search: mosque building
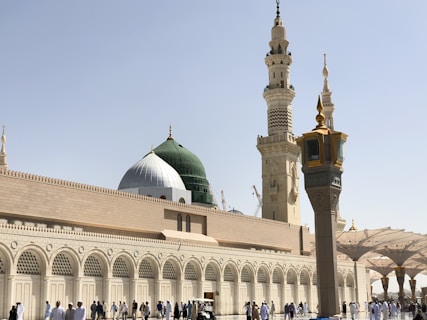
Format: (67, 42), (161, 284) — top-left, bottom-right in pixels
(0, 2), (369, 319)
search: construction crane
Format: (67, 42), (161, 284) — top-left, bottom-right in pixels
(221, 190), (227, 212)
(252, 185), (262, 217)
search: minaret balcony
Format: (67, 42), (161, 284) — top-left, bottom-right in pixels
(263, 83), (295, 92)
(257, 133), (298, 146)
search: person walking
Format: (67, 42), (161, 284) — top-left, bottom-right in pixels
(165, 301), (172, 320)
(111, 302), (118, 320)
(270, 301), (275, 320)
(244, 302), (252, 320)
(65, 303), (75, 320)
(50, 301), (66, 320)
(91, 302), (97, 320)
(283, 303), (289, 320)
(45, 301), (52, 320)
(122, 302), (129, 320)
(96, 301), (104, 320)
(132, 300), (138, 320)
(260, 302), (269, 320)
(144, 302), (151, 320)
(16, 302), (24, 320)
(73, 301), (86, 320)
(173, 303), (180, 320)
(9, 305), (17, 320)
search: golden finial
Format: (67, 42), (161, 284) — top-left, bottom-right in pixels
(348, 219), (358, 231)
(315, 96), (326, 129)
(167, 124), (174, 140)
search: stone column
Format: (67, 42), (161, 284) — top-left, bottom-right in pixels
(198, 279), (204, 300)
(42, 275), (51, 303)
(74, 277), (82, 302)
(104, 277), (112, 316)
(216, 280), (223, 315)
(176, 280), (183, 306)
(281, 283), (286, 309)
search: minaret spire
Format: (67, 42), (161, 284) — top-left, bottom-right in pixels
(321, 53), (335, 130)
(0, 125), (8, 170)
(256, 1), (300, 225)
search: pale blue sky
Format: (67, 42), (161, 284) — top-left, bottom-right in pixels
(1, 1), (426, 235)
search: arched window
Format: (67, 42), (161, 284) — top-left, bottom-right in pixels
(186, 215), (191, 232)
(177, 214), (182, 231)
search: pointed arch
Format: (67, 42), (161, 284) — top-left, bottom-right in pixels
(241, 264), (254, 283)
(299, 268), (310, 285)
(272, 266), (284, 284)
(286, 268), (297, 284)
(0, 242), (13, 274)
(14, 244), (48, 275)
(162, 257), (182, 280)
(257, 265), (270, 284)
(204, 260), (220, 281)
(83, 250), (108, 278)
(112, 255), (133, 278)
(223, 263), (238, 282)
(184, 260), (201, 281)
(138, 254), (159, 279)
(51, 251), (77, 276)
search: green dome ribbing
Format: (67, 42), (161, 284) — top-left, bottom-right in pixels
(154, 137), (213, 205)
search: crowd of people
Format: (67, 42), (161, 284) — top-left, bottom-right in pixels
(7, 302), (24, 320)
(243, 300), (310, 320)
(18, 299), (208, 320)
(10, 298), (427, 320)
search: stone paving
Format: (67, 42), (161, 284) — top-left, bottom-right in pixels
(216, 313), (416, 320)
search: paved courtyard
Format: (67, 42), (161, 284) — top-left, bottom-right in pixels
(216, 313), (417, 320)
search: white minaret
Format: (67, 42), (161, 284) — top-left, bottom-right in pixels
(0, 125), (8, 170)
(256, 1), (300, 224)
(321, 55), (346, 231)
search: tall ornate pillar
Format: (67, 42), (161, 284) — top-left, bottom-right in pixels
(395, 266), (405, 306)
(409, 278), (417, 302)
(381, 277), (389, 301)
(297, 97), (348, 318)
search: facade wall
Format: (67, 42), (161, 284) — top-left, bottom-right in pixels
(0, 170), (310, 254)
(0, 223), (362, 319)
(0, 170), (366, 319)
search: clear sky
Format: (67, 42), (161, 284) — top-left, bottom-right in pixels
(1, 1), (427, 235)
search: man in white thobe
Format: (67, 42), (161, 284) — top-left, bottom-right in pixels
(17, 302), (25, 320)
(50, 301), (66, 320)
(165, 301), (172, 320)
(74, 301), (86, 320)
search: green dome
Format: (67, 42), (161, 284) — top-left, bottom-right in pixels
(154, 136), (213, 205)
